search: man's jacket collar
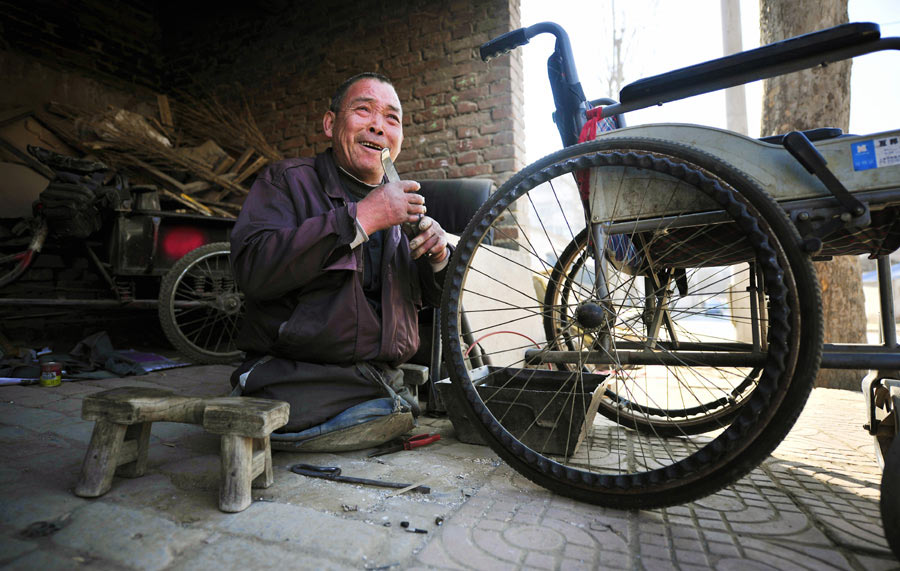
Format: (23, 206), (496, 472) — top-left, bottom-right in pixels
(315, 148), (402, 262)
(315, 148), (388, 201)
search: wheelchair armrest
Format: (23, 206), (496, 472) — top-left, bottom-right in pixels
(617, 22), (882, 112)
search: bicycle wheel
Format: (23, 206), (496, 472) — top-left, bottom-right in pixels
(544, 227), (764, 436)
(158, 242), (244, 364)
(441, 137), (822, 508)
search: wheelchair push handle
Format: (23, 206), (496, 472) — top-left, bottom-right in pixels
(481, 22), (588, 148)
(480, 22), (581, 85)
(480, 28), (529, 62)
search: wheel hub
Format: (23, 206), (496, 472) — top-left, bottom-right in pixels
(575, 301), (609, 330)
(217, 292), (243, 315)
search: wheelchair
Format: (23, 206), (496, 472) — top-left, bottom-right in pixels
(439, 20), (900, 556)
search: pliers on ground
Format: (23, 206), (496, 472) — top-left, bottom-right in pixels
(368, 433), (441, 457)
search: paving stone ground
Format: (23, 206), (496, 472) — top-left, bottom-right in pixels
(0, 366), (897, 570)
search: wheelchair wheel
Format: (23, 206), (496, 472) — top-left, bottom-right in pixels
(544, 227), (764, 436)
(882, 429), (900, 560)
(158, 242), (244, 364)
(441, 137), (822, 508)
(880, 389), (900, 560)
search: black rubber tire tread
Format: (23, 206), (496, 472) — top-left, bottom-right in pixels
(441, 137), (823, 509)
(158, 242), (244, 364)
(543, 227), (764, 436)
(882, 415), (900, 560)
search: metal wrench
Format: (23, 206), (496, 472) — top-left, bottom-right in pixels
(290, 463), (431, 494)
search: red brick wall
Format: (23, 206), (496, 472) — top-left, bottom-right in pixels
(164, 0), (526, 188)
(0, 0), (527, 342)
(0, 0), (163, 94)
(1, 0), (525, 187)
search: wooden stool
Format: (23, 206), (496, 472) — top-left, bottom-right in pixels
(203, 398), (289, 512)
(75, 387), (289, 513)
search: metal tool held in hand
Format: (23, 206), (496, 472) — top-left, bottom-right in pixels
(290, 463), (431, 494)
(381, 147), (420, 239)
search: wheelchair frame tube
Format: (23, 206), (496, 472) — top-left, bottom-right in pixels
(525, 348), (767, 368)
(878, 255), (898, 349)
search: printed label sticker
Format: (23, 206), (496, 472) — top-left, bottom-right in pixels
(852, 136), (900, 171)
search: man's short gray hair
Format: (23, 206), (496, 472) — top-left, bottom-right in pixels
(329, 72), (395, 113)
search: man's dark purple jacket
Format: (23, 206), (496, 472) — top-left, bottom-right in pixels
(230, 150), (442, 366)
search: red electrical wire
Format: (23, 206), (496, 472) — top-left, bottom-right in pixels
(464, 330), (552, 369)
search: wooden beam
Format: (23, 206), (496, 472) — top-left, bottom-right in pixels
(213, 155), (236, 174)
(233, 156), (267, 184)
(0, 135), (55, 179)
(181, 181), (212, 194)
(229, 148), (254, 174)
(198, 199), (243, 212)
(31, 111), (91, 155)
(0, 107), (34, 128)
(158, 188), (212, 216)
(130, 157), (186, 192)
(157, 94), (174, 129)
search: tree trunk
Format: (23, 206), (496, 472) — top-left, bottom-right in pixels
(760, 0), (867, 389)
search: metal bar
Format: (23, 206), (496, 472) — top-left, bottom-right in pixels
(877, 255), (898, 348)
(0, 298), (159, 309)
(613, 340), (756, 351)
(524, 22), (580, 85)
(822, 343), (900, 353)
(605, 210), (732, 235)
(460, 308), (487, 367)
(83, 243), (120, 299)
(289, 464), (430, 494)
(602, 186), (900, 237)
(591, 223), (610, 300)
(748, 263), (761, 351)
(782, 130), (868, 218)
(779, 187), (900, 213)
(524, 348), (766, 367)
(0, 298), (222, 310)
(820, 352), (900, 369)
(525, 347), (900, 369)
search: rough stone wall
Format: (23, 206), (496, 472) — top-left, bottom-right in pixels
(163, 0), (526, 188)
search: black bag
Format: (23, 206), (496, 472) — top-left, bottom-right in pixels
(38, 181), (103, 238)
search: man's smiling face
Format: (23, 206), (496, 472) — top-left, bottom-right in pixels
(323, 78), (403, 185)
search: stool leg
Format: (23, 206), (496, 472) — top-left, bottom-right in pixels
(75, 420), (127, 497)
(219, 434), (253, 512)
(251, 436), (274, 489)
(117, 422), (152, 478)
